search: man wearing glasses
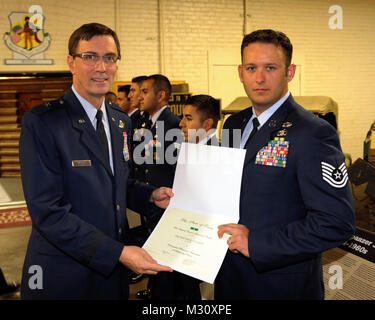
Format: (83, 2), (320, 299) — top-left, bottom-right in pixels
(19, 23), (173, 300)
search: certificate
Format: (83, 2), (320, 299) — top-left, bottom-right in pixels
(143, 142), (246, 283)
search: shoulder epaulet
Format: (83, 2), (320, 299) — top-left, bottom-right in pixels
(30, 96), (66, 115)
(108, 101), (126, 114)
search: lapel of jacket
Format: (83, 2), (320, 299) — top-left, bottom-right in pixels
(206, 135), (219, 146)
(227, 107), (252, 148)
(240, 107), (253, 135)
(149, 107), (172, 141)
(65, 89), (113, 176)
(243, 95), (294, 164)
(153, 107), (170, 132)
(106, 102), (126, 177)
(130, 109), (140, 121)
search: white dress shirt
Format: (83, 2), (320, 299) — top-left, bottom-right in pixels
(198, 131), (217, 145)
(150, 105), (168, 126)
(240, 91), (290, 149)
(72, 85), (114, 173)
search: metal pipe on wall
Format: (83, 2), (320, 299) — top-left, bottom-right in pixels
(114, 0), (121, 81)
(158, 0), (166, 74)
(243, 0), (248, 36)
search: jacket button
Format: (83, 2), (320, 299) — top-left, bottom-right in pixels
(119, 228), (122, 234)
(116, 205), (120, 211)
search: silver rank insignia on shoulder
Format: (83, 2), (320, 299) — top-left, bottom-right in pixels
(269, 120), (277, 127)
(277, 129), (287, 137)
(282, 122), (293, 128)
(119, 120), (124, 128)
(321, 161), (348, 188)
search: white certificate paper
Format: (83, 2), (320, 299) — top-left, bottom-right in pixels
(143, 142), (246, 283)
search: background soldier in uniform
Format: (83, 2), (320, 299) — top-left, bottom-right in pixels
(133, 74), (200, 300)
(128, 75), (148, 129)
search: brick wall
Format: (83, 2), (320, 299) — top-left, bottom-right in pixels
(0, 0), (116, 72)
(0, 0), (374, 160)
(244, 0), (375, 162)
(116, 0), (160, 79)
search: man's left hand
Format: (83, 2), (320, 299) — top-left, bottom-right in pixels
(151, 187), (174, 209)
(218, 223), (250, 258)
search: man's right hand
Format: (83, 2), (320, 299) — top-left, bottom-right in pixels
(119, 246), (173, 275)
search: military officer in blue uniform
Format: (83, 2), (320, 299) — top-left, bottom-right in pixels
(215, 29), (355, 300)
(132, 74), (183, 230)
(19, 23), (172, 300)
(128, 76), (148, 129)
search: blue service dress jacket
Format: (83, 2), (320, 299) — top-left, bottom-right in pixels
(132, 107), (181, 188)
(19, 88), (155, 299)
(132, 107), (182, 230)
(215, 95), (355, 300)
(130, 108), (142, 129)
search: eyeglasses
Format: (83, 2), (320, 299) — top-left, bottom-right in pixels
(71, 53), (120, 66)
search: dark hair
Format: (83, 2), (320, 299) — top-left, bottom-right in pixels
(68, 23), (121, 59)
(185, 95), (221, 129)
(118, 85), (131, 96)
(105, 91), (117, 103)
(131, 75), (148, 85)
(147, 74), (172, 101)
(241, 29), (292, 67)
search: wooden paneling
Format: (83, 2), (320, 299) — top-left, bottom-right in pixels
(0, 74), (72, 177)
(18, 93), (43, 124)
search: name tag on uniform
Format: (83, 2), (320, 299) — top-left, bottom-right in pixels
(72, 160), (92, 167)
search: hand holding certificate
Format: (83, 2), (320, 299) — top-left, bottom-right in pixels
(143, 142), (246, 283)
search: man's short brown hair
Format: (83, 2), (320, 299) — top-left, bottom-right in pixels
(68, 23), (121, 59)
(241, 29), (293, 67)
